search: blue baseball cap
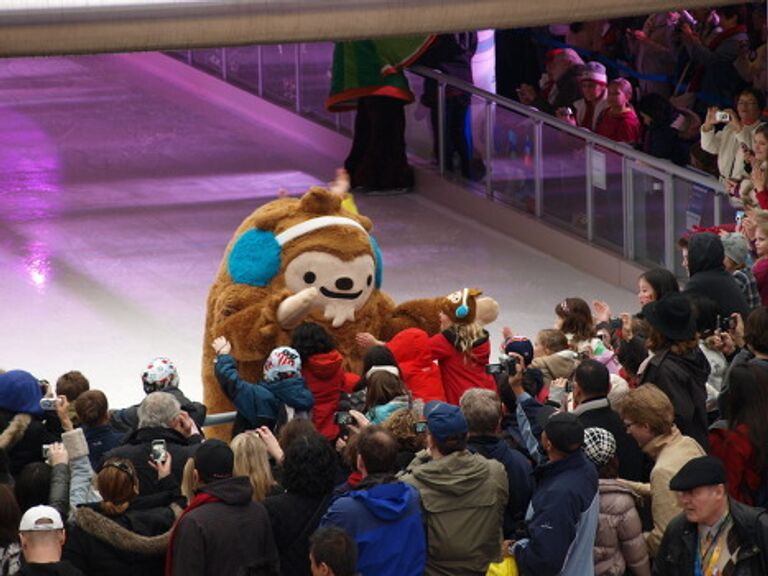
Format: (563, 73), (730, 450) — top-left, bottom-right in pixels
(425, 401), (468, 441)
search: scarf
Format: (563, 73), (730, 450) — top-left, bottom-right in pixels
(164, 491), (221, 576)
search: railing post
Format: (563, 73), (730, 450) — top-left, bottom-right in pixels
(623, 158), (634, 260)
(221, 47), (227, 81)
(485, 100), (493, 199)
(585, 143), (594, 241)
(437, 81), (446, 175)
(663, 175), (675, 271)
(295, 44), (302, 114)
(533, 120), (543, 218)
(714, 191), (722, 226)
(186, 49), (192, 65)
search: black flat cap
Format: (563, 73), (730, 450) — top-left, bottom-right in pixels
(669, 456), (726, 491)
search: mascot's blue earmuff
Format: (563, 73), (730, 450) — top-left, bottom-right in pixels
(227, 216), (383, 289)
(454, 288), (470, 319)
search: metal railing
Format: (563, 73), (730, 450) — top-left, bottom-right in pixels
(168, 43), (734, 276)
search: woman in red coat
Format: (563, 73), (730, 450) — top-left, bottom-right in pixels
(709, 363), (768, 506)
(428, 288), (496, 405)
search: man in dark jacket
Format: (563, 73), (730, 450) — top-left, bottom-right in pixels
(572, 360), (646, 481)
(103, 392), (201, 495)
(654, 456), (768, 576)
(321, 426), (425, 576)
(168, 439), (279, 576)
(110, 356), (206, 433)
(461, 388), (533, 537)
(683, 232), (750, 320)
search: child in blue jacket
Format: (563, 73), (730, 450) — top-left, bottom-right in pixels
(213, 337), (315, 435)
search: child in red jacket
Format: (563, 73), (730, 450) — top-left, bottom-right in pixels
(429, 288), (496, 404)
(291, 323), (350, 440)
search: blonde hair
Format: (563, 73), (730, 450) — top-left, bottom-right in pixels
(754, 210), (768, 236)
(231, 432), (276, 502)
(181, 456), (196, 504)
(618, 384), (674, 436)
(454, 322), (485, 358)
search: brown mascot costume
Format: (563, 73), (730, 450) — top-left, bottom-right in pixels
(202, 185), (497, 437)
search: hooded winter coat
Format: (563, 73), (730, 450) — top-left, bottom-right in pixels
(620, 426), (706, 557)
(684, 232), (751, 320)
(400, 449), (508, 576)
(594, 479), (651, 576)
(387, 328), (445, 402)
(429, 330), (495, 405)
(169, 476), (279, 576)
(321, 477), (426, 576)
(640, 348), (710, 450)
(214, 353), (315, 430)
(303, 350), (348, 440)
(64, 500), (181, 576)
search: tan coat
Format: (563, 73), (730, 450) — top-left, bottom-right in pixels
(619, 426), (705, 557)
(530, 350), (578, 387)
(595, 479), (651, 576)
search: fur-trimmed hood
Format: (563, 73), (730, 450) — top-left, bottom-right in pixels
(0, 414), (31, 451)
(72, 503), (182, 556)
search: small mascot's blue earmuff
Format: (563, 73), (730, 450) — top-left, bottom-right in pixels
(454, 288), (470, 318)
(227, 216), (383, 289)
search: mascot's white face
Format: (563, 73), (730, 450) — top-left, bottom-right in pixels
(284, 251), (376, 327)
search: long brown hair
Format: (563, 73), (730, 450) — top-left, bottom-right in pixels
(555, 298), (596, 344)
(364, 372), (407, 412)
(645, 325), (699, 355)
(0, 484), (20, 544)
(97, 458), (138, 516)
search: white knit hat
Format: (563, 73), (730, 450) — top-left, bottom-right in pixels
(581, 61), (607, 85)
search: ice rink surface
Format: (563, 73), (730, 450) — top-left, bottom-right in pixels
(0, 54), (638, 410)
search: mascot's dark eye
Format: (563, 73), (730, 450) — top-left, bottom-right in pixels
(303, 272), (316, 284)
(366, 275), (373, 286)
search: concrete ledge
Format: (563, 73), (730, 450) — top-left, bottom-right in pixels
(121, 51), (645, 291)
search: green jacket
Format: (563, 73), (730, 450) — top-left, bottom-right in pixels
(400, 449), (509, 576)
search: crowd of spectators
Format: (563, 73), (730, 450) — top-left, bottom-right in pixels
(495, 3), (767, 199)
(3, 248), (768, 575)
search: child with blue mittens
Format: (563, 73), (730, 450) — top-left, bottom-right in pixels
(212, 336), (315, 436)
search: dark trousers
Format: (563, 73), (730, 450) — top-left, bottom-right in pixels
(345, 96), (414, 190)
(430, 97), (473, 178)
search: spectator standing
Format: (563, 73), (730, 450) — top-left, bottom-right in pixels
(309, 527), (358, 576)
(562, 61), (609, 131)
(167, 439), (279, 576)
(595, 79), (642, 144)
(385, 329), (445, 402)
(582, 428), (650, 576)
(628, 12), (680, 98)
(654, 456), (768, 576)
(746, 124), (768, 209)
(529, 329), (579, 400)
(635, 93), (689, 165)
(0, 484), (21, 575)
(264, 433), (338, 576)
(54, 372), (89, 429)
(572, 360), (645, 481)
(618, 385), (705, 557)
(321, 426), (425, 576)
(639, 293), (710, 448)
(709, 364), (768, 507)
(110, 357), (206, 434)
(461, 388), (533, 537)
(213, 339), (315, 435)
(684, 232), (751, 319)
(428, 288), (496, 404)
(103, 392), (202, 496)
(231, 431), (282, 501)
(400, 401), (508, 576)
(753, 211), (768, 305)
(517, 48), (585, 114)
(18, 506), (83, 576)
(73, 390), (123, 469)
(510, 412), (599, 576)
(722, 232), (761, 309)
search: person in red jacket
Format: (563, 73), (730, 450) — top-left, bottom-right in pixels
(386, 328), (445, 402)
(428, 288), (496, 404)
(595, 78), (642, 144)
(291, 323), (349, 441)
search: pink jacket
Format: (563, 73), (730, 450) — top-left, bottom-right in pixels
(594, 479), (651, 576)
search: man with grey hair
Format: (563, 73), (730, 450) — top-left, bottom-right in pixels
(461, 388), (533, 538)
(103, 392), (202, 496)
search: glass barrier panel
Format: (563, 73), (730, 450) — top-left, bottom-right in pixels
(592, 146), (624, 253)
(225, 46), (261, 93)
(488, 105), (535, 212)
(631, 169), (667, 267)
(540, 123), (588, 237)
(164, 50), (189, 62)
(403, 71), (434, 162)
(299, 43), (335, 129)
(191, 48), (223, 76)
(261, 44), (297, 110)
